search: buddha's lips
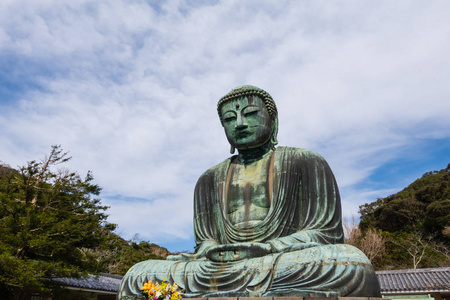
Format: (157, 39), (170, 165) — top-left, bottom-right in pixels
(235, 131), (251, 138)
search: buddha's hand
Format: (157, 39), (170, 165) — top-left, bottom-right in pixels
(166, 253), (196, 261)
(286, 242), (321, 252)
(167, 240), (219, 261)
(166, 251), (214, 261)
(205, 242), (272, 262)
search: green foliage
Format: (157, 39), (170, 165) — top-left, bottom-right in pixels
(0, 145), (175, 298)
(359, 163), (450, 270)
(372, 231), (445, 270)
(0, 146), (116, 296)
(109, 239), (170, 275)
(81, 232), (170, 276)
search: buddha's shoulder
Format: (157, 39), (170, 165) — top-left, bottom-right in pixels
(196, 156), (236, 181)
(197, 147), (328, 182)
(275, 146), (326, 160)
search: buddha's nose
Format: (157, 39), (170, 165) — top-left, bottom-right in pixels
(235, 114), (247, 129)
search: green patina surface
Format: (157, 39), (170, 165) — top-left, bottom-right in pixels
(117, 86), (381, 299)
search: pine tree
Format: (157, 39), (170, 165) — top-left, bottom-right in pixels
(0, 146), (116, 298)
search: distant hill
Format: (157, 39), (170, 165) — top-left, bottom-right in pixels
(99, 235), (171, 275)
(0, 163), (18, 177)
(357, 163), (450, 270)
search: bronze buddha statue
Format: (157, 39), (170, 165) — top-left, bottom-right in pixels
(118, 85), (381, 299)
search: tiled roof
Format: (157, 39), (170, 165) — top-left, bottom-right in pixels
(376, 267), (450, 293)
(52, 273), (122, 293)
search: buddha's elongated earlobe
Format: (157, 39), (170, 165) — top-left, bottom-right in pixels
(270, 118), (279, 150)
(230, 145), (236, 154)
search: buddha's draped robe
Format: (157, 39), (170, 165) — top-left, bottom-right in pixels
(118, 147), (381, 299)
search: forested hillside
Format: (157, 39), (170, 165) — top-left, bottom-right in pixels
(0, 146), (169, 299)
(350, 164), (450, 270)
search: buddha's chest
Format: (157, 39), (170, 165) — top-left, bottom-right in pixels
(225, 155), (273, 227)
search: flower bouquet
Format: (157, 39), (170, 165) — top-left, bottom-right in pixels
(141, 280), (182, 300)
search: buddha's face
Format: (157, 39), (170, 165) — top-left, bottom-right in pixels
(221, 95), (274, 151)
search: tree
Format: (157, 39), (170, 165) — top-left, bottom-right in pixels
(108, 238), (170, 275)
(360, 228), (386, 263)
(0, 146), (116, 298)
(343, 216), (362, 246)
(79, 233), (170, 276)
(343, 217), (385, 265)
(393, 233), (434, 269)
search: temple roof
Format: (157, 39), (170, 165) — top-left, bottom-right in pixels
(52, 273), (122, 293)
(376, 267), (450, 294)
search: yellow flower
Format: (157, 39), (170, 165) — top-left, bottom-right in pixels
(141, 279), (182, 299)
(171, 292), (181, 300)
(141, 280), (156, 291)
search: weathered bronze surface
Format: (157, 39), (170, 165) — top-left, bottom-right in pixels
(117, 86), (381, 299)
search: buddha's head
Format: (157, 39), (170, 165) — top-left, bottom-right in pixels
(217, 85), (278, 153)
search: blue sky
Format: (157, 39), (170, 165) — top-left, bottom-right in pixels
(1, 0), (449, 252)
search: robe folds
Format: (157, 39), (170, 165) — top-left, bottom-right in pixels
(117, 147), (381, 299)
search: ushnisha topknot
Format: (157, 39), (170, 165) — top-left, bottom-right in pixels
(217, 85), (278, 124)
